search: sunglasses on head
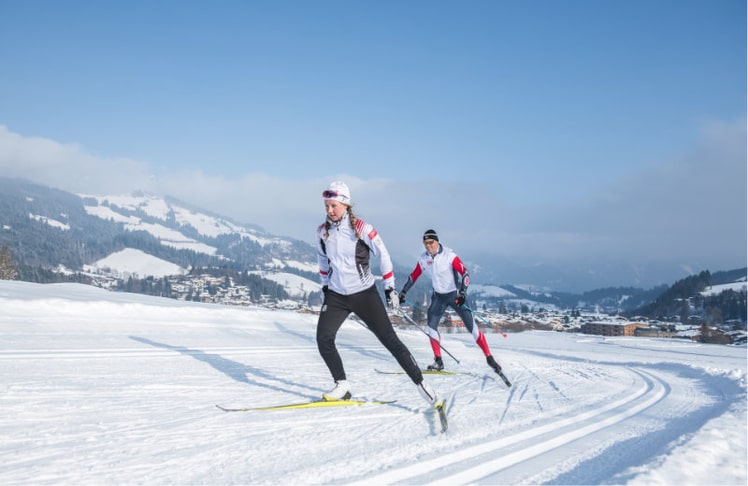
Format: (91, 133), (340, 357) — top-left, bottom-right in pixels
(322, 190), (338, 198)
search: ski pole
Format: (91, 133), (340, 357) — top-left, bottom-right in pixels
(396, 308), (460, 364)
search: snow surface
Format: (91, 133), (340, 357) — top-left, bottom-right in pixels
(28, 213), (70, 231)
(702, 281), (748, 297)
(470, 283), (517, 299)
(250, 271), (321, 298)
(81, 193), (282, 249)
(82, 202), (220, 255)
(83, 204), (140, 224)
(83, 248), (188, 279)
(0, 281), (745, 485)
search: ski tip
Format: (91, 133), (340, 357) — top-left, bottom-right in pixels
(434, 400), (448, 433)
(216, 404), (250, 412)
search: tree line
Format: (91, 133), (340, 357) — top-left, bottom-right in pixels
(624, 270), (747, 326)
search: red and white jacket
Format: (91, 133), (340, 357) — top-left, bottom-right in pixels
(316, 213), (396, 295)
(401, 244), (470, 295)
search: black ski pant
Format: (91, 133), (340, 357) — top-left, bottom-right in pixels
(316, 285), (423, 385)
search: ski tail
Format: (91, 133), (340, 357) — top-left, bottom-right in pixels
(497, 370), (512, 387)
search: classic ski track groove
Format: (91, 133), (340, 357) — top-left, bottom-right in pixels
(4, 342), (721, 484)
(349, 366), (670, 485)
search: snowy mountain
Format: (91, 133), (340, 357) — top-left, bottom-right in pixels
(0, 176), (319, 278)
(80, 191), (286, 255)
(0, 280), (745, 484)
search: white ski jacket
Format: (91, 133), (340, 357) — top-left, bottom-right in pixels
(402, 243), (470, 295)
(316, 213), (396, 295)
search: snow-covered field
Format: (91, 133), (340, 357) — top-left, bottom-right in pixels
(0, 281), (745, 485)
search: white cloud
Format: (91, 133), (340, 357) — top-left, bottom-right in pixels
(524, 117), (747, 266)
(0, 120), (744, 281)
(0, 125), (155, 194)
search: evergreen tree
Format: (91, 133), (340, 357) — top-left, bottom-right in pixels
(0, 245), (18, 280)
(499, 301), (508, 314)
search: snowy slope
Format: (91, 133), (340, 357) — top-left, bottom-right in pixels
(0, 281), (745, 485)
(250, 270), (320, 298)
(81, 193), (285, 251)
(83, 248), (188, 278)
(702, 280), (748, 296)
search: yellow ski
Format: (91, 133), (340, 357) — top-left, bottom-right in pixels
(216, 399), (396, 412)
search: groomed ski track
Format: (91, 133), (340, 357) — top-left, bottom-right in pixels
(2, 341), (732, 484)
(349, 365), (673, 484)
(1, 290), (743, 486)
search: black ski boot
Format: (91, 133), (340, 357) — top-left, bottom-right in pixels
(486, 355), (502, 373)
(487, 355), (512, 387)
(427, 356), (444, 371)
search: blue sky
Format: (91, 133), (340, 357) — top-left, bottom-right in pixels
(0, 0), (745, 289)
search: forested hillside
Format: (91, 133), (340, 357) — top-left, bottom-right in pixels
(625, 269), (746, 323)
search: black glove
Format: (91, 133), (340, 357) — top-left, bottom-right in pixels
(322, 285), (328, 295)
(455, 290), (466, 307)
(398, 291), (406, 304)
(385, 288), (399, 310)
